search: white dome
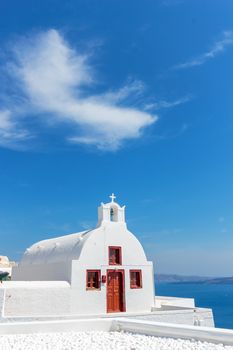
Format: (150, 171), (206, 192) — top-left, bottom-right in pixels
(20, 229), (94, 265)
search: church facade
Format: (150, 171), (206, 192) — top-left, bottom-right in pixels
(10, 195), (155, 316)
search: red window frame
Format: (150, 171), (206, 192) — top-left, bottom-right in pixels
(108, 246), (122, 265)
(86, 270), (101, 290)
(130, 269), (142, 289)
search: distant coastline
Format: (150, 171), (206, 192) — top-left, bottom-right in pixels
(155, 274), (233, 284)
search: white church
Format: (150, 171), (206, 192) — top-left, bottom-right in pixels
(0, 195), (214, 326)
(10, 194), (154, 315)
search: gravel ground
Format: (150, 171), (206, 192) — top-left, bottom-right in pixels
(0, 331), (232, 350)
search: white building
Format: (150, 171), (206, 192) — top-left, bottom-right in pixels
(0, 195), (213, 326)
(10, 195), (155, 315)
(0, 256), (17, 278)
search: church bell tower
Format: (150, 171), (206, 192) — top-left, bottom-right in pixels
(97, 193), (126, 227)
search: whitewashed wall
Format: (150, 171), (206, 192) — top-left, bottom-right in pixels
(4, 288), (70, 317)
(0, 289), (4, 318)
(127, 308), (214, 327)
(12, 261), (72, 282)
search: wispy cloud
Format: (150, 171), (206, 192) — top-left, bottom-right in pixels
(154, 123), (189, 141)
(144, 95), (192, 111)
(0, 109), (29, 148)
(0, 29), (157, 151)
(79, 220), (95, 230)
(174, 30), (233, 70)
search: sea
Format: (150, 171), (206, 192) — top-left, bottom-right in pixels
(156, 283), (233, 330)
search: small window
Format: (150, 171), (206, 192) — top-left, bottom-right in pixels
(86, 270), (100, 290)
(110, 208), (114, 221)
(130, 270), (142, 289)
(109, 246), (122, 265)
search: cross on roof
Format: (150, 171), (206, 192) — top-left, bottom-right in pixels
(109, 193), (116, 202)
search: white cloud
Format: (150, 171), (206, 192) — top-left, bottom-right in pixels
(0, 109), (29, 147)
(0, 110), (13, 130)
(1, 29), (157, 151)
(144, 95), (192, 111)
(174, 30), (233, 70)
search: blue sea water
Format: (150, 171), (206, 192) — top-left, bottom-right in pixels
(156, 283), (233, 330)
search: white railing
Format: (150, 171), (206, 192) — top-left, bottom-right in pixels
(0, 317), (232, 345)
(114, 318), (233, 345)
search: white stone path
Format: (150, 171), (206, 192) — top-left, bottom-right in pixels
(0, 331), (232, 350)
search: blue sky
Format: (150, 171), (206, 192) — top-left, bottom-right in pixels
(0, 0), (233, 276)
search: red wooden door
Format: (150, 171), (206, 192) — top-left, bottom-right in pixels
(107, 270), (125, 313)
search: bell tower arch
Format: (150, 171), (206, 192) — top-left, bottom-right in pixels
(97, 193), (126, 227)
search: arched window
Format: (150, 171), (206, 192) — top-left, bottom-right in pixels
(110, 207), (114, 221)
